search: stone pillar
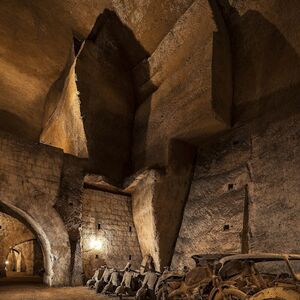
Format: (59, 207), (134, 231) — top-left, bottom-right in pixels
(132, 140), (195, 270)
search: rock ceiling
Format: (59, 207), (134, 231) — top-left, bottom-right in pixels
(0, 0), (193, 139)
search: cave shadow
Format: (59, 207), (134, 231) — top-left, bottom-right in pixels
(77, 9), (154, 182)
(201, 0), (300, 147)
(0, 110), (38, 141)
(217, 0), (300, 129)
(0, 203), (45, 285)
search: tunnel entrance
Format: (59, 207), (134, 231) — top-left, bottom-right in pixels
(0, 210), (44, 285)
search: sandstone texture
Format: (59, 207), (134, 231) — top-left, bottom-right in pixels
(133, 0), (232, 170)
(132, 141), (195, 270)
(173, 111), (300, 269)
(0, 132), (70, 286)
(0, 212), (42, 276)
(0, 0), (300, 290)
(81, 189), (142, 278)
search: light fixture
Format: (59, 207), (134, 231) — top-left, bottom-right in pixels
(5, 260), (9, 265)
(89, 238), (104, 250)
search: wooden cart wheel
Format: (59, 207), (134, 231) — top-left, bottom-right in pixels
(212, 288), (247, 300)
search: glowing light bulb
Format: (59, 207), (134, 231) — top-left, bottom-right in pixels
(5, 260), (9, 265)
(89, 238), (103, 250)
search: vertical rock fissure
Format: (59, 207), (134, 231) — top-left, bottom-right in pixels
(241, 184), (249, 253)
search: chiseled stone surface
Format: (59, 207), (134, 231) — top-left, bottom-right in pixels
(81, 189), (142, 279)
(249, 114), (300, 253)
(0, 132), (71, 286)
(0, 212), (35, 276)
(173, 112), (300, 269)
(219, 0), (300, 126)
(133, 0), (232, 170)
(0, 0), (300, 290)
(132, 141), (195, 271)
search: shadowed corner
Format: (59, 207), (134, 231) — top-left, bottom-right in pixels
(0, 110), (40, 141)
(218, 0), (300, 128)
(75, 8), (154, 182)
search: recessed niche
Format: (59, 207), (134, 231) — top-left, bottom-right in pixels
(129, 226), (132, 232)
(73, 36), (83, 56)
(97, 224), (101, 230)
(228, 183), (234, 190)
(223, 224), (230, 231)
(129, 255), (132, 260)
(95, 255), (99, 259)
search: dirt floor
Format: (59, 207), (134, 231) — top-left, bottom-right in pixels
(0, 276), (119, 300)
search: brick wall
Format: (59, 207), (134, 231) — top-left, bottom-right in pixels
(81, 189), (142, 278)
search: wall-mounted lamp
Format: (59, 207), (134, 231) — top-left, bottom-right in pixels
(5, 260), (9, 265)
(89, 238), (104, 251)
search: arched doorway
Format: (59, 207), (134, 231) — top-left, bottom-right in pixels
(0, 200), (71, 286)
(5, 240), (44, 277)
(0, 209), (45, 283)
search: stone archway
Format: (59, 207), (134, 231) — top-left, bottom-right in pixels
(0, 201), (71, 286)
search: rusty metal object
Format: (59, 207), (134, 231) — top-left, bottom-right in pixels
(210, 253), (300, 300)
(156, 254), (227, 299)
(250, 284), (300, 300)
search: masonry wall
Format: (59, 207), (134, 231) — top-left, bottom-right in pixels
(0, 212), (35, 276)
(172, 112), (300, 269)
(81, 189), (142, 278)
(0, 131), (72, 285)
(14, 240), (43, 275)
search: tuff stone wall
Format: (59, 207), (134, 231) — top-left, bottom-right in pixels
(0, 0), (73, 140)
(55, 154), (85, 286)
(132, 141), (195, 271)
(133, 0), (232, 171)
(172, 111), (300, 269)
(218, 0), (300, 126)
(9, 240), (43, 275)
(0, 131), (71, 285)
(75, 11), (136, 183)
(7, 241), (35, 274)
(0, 130), (146, 285)
(0, 212), (35, 276)
(81, 189), (142, 278)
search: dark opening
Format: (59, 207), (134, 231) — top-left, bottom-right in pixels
(129, 226), (132, 232)
(95, 255), (99, 259)
(0, 207), (44, 283)
(128, 255), (132, 260)
(97, 224), (101, 230)
(73, 36), (83, 56)
(228, 183), (234, 190)
(223, 224), (230, 231)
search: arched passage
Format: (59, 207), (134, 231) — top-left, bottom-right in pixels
(1, 211), (44, 279)
(0, 201), (71, 286)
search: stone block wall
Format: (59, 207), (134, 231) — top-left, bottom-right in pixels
(0, 131), (143, 284)
(0, 131), (71, 285)
(0, 212), (34, 276)
(81, 189), (142, 278)
(14, 241), (34, 274)
(172, 112), (300, 269)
